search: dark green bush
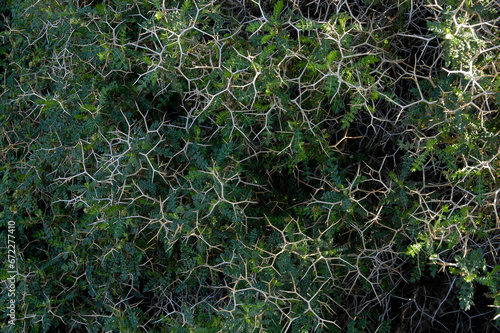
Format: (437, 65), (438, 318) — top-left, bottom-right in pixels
(1, 0), (499, 332)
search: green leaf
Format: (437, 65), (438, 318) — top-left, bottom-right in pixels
(273, 0), (284, 20)
(261, 34), (273, 45)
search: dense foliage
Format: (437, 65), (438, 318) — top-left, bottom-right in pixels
(1, 0), (500, 332)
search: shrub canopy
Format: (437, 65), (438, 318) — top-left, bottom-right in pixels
(1, 0), (500, 332)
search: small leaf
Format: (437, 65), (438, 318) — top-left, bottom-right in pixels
(273, 0), (284, 20)
(261, 34), (273, 45)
